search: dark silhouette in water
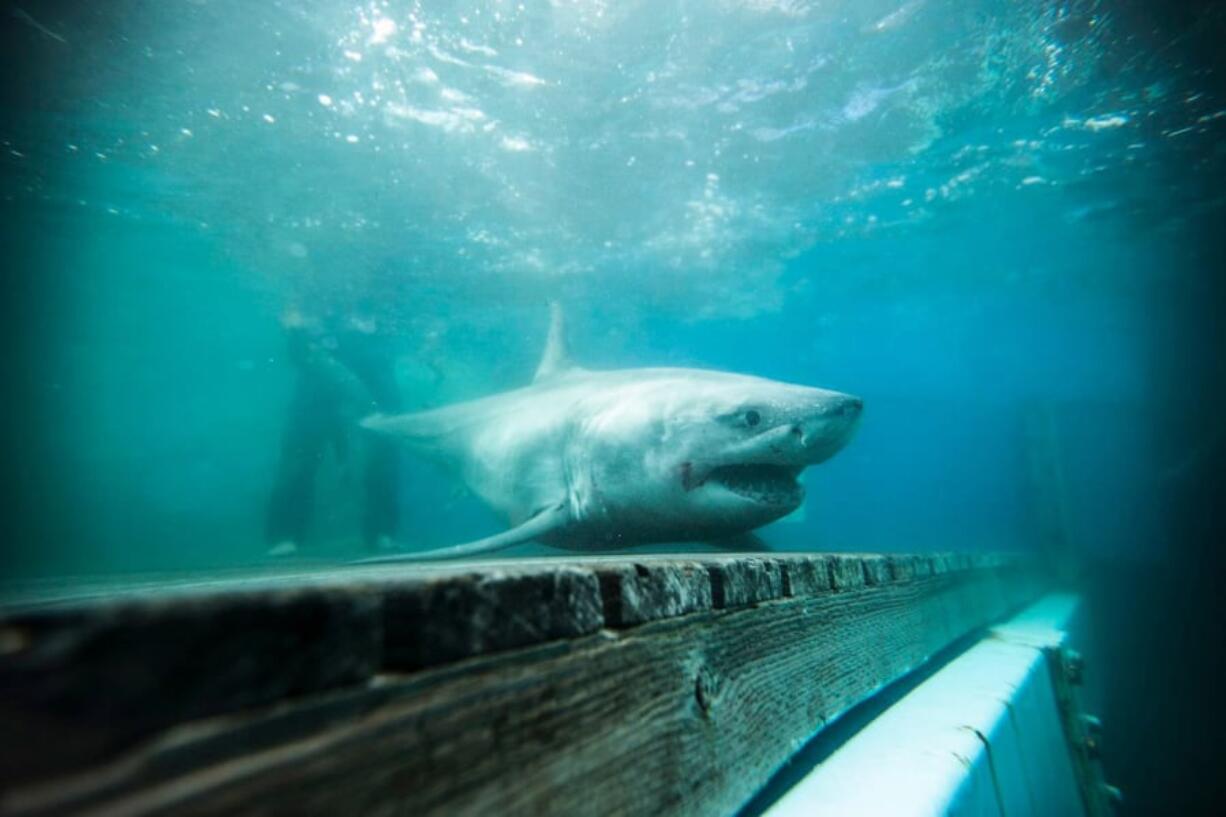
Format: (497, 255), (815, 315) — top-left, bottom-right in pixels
(265, 310), (402, 556)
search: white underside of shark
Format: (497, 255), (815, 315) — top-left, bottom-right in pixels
(361, 304), (862, 561)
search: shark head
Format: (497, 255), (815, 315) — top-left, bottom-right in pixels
(571, 370), (863, 540)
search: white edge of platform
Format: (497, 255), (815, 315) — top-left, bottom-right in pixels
(762, 593), (1084, 817)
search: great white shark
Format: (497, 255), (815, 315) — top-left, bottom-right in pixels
(360, 304), (862, 560)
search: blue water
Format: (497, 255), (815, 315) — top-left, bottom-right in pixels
(2, 2), (1225, 812)
(3, 0), (1221, 577)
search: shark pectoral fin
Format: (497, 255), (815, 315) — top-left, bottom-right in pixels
(353, 503), (571, 564)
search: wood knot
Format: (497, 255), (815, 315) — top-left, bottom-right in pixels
(694, 665), (718, 717)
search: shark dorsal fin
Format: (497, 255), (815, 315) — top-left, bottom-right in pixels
(534, 301), (578, 382)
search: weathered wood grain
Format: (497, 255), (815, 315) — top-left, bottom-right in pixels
(706, 556), (787, 608)
(0, 554), (1041, 817)
(0, 586), (382, 784)
(594, 560), (714, 627)
(776, 554), (832, 596)
(380, 566), (604, 671)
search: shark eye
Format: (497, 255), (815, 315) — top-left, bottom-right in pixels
(744, 409), (761, 427)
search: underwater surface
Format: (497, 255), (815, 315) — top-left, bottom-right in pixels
(1, 1), (1224, 809)
(4, 0), (1221, 575)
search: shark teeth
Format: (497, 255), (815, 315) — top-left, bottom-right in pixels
(705, 464), (802, 505)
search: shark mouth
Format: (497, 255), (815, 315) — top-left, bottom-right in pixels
(705, 464), (803, 506)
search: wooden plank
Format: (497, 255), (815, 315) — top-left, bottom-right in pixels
(593, 560), (713, 627)
(380, 566), (604, 671)
(0, 586), (382, 785)
(776, 554), (831, 596)
(0, 554), (1041, 817)
(0, 561), (613, 784)
(706, 556), (786, 608)
(827, 553), (868, 590)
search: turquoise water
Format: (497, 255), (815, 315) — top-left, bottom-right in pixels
(1, 0), (1221, 577)
(3, 3), (1225, 812)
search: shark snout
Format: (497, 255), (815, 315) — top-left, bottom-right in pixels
(819, 394), (862, 423)
(797, 394), (863, 457)
(838, 395), (864, 416)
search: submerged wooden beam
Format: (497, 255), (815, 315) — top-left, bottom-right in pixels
(0, 553), (1043, 817)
